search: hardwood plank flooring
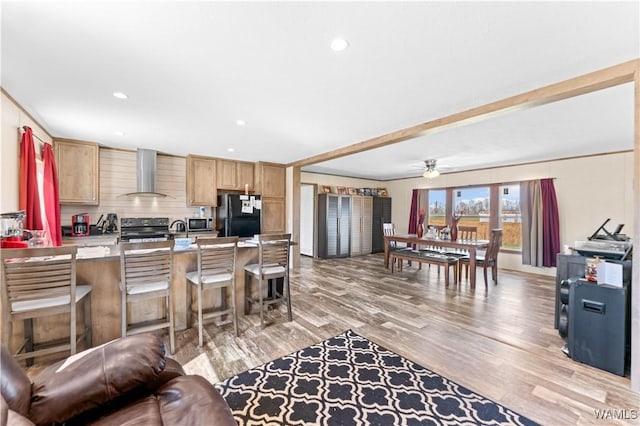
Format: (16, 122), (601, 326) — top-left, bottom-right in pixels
(27, 254), (639, 425)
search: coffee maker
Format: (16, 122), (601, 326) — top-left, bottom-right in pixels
(71, 214), (90, 237)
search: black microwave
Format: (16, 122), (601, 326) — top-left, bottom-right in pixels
(187, 218), (213, 232)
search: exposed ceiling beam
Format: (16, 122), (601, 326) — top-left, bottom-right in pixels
(290, 58), (639, 168)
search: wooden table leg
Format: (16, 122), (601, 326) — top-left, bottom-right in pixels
(469, 247), (477, 289)
(384, 238), (390, 269)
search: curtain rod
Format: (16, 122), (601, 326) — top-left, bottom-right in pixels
(19, 126), (49, 145)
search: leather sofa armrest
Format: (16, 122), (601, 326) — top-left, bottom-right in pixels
(29, 334), (167, 425)
(0, 346), (32, 417)
(2, 395), (35, 426)
(84, 375), (236, 426)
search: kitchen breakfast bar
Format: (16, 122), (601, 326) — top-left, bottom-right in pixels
(6, 241), (266, 350)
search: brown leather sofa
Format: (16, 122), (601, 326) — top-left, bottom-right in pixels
(1, 333), (236, 425)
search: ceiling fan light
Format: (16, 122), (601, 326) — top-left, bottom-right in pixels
(423, 169), (440, 179)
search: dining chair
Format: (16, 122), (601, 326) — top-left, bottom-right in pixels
(119, 240), (175, 354)
(186, 236), (239, 346)
(458, 225), (478, 241)
(1, 246), (92, 365)
(244, 234), (292, 329)
(383, 223), (412, 268)
(458, 228), (503, 287)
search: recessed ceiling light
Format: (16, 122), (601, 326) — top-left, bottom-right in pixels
(114, 131), (125, 136)
(330, 38), (349, 52)
(227, 148), (235, 152)
(113, 92), (128, 99)
(236, 119), (246, 126)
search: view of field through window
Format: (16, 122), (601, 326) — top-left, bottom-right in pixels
(426, 183), (522, 250)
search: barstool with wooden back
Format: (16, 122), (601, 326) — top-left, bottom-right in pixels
(244, 234), (292, 329)
(458, 228), (503, 287)
(186, 236), (239, 347)
(1, 246), (92, 365)
(119, 240), (175, 354)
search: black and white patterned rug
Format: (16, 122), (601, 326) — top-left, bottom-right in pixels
(215, 330), (539, 425)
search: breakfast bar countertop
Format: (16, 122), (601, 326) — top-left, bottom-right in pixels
(71, 239), (259, 260)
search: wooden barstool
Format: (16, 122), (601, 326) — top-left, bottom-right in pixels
(244, 234), (292, 329)
(119, 240), (175, 354)
(1, 246), (92, 365)
(186, 237), (239, 347)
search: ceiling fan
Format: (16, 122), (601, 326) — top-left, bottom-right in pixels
(421, 159), (441, 178)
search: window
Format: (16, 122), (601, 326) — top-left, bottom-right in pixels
(423, 181), (524, 252)
(427, 189), (446, 227)
(454, 186), (490, 239)
(499, 184), (521, 250)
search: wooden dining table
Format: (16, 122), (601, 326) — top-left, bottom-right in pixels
(383, 234), (489, 288)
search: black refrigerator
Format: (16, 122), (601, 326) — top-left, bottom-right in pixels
(216, 194), (262, 237)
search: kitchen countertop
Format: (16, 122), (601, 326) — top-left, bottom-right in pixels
(74, 238), (259, 260)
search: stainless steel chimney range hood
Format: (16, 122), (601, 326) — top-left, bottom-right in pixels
(122, 149), (168, 197)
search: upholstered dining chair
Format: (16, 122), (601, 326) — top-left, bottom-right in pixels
(119, 240), (175, 353)
(383, 223), (412, 268)
(1, 246), (92, 365)
(458, 228), (503, 287)
(244, 233), (292, 329)
(186, 236), (239, 346)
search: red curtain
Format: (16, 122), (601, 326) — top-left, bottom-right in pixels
(19, 127), (43, 230)
(408, 189), (418, 234)
(43, 144), (62, 246)
(541, 178), (560, 267)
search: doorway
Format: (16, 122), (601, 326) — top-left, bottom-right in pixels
(300, 184), (316, 256)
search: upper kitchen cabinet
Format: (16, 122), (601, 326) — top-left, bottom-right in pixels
(254, 162), (286, 233)
(186, 155), (217, 206)
(216, 159), (254, 191)
(236, 161), (255, 191)
(254, 162), (285, 198)
(54, 139), (99, 205)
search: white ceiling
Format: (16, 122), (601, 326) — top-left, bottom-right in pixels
(1, 1), (638, 180)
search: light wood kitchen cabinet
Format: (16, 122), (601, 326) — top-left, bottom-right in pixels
(54, 139), (99, 205)
(262, 197), (286, 234)
(255, 162), (285, 198)
(236, 161), (255, 191)
(254, 162), (286, 234)
(186, 155), (217, 206)
(216, 159), (254, 191)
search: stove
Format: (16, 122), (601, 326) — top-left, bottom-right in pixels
(120, 217), (172, 242)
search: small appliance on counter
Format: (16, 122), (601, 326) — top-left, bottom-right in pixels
(0, 210), (28, 248)
(94, 213), (118, 235)
(186, 217), (213, 233)
(72, 214), (91, 237)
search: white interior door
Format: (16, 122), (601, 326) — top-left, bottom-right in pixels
(300, 184), (314, 256)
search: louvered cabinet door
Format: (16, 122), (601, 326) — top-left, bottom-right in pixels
(350, 196), (363, 255)
(337, 196), (351, 257)
(361, 196), (373, 254)
(326, 195), (338, 257)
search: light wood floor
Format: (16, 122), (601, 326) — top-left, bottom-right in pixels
(27, 254), (639, 425)
(173, 254), (639, 426)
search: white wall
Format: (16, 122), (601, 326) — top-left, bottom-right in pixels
(386, 152), (634, 276)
